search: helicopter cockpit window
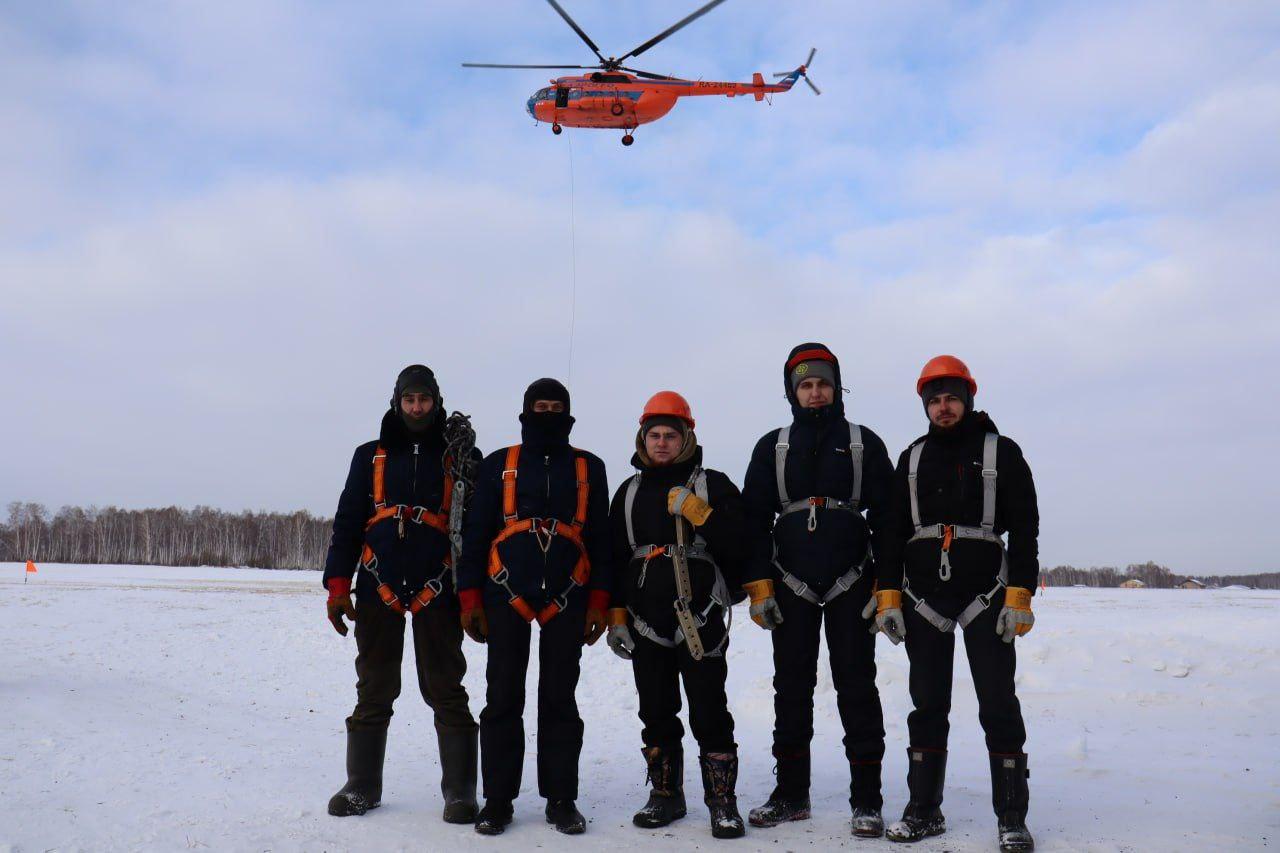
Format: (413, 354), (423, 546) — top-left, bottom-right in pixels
(534, 87), (553, 101)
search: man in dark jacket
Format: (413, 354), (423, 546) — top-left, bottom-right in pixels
(875, 355), (1039, 852)
(606, 391), (758, 840)
(456, 378), (612, 836)
(322, 364), (482, 823)
(741, 343), (894, 837)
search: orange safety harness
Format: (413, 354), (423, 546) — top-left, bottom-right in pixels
(358, 444), (455, 615)
(486, 444), (591, 625)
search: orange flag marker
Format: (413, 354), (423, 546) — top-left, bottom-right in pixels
(26, 560), (37, 573)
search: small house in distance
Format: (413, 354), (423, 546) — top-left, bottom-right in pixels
(1119, 579), (1146, 589)
(1178, 578), (1207, 590)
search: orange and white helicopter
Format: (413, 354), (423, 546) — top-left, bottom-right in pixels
(463, 0), (819, 146)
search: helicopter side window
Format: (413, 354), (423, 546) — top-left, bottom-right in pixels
(555, 87), (569, 108)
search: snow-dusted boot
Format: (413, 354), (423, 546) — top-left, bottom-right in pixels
(546, 799), (586, 834)
(633, 746), (687, 828)
(886, 748), (946, 842)
(748, 748), (810, 828)
(436, 723), (478, 824)
(700, 752), (746, 839)
(474, 799), (513, 835)
(327, 728), (387, 817)
(991, 752), (1034, 852)
(850, 760), (885, 837)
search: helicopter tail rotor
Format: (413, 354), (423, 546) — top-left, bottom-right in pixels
(773, 47), (820, 95)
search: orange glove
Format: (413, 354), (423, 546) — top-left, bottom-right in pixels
(459, 588), (488, 644)
(743, 579), (783, 630)
(326, 578), (357, 636)
(996, 587), (1035, 642)
(667, 487), (713, 526)
(584, 590), (610, 645)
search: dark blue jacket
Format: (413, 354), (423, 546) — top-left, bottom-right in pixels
(457, 421), (611, 608)
(323, 408), (482, 603)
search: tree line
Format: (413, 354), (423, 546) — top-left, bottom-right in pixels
(2, 502), (330, 570)
(2, 501), (1276, 587)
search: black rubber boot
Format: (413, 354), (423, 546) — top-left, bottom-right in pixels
(546, 799), (587, 835)
(474, 799), (514, 836)
(699, 752), (746, 839)
(886, 748), (947, 843)
(991, 752), (1034, 852)
(436, 723), (478, 824)
(327, 728), (387, 817)
(748, 747), (810, 828)
(850, 760), (885, 838)
(633, 746), (688, 828)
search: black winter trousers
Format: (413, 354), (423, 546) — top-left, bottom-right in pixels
(480, 595), (586, 802)
(347, 596), (476, 733)
(903, 600), (1026, 753)
(771, 580), (885, 762)
(630, 632), (736, 754)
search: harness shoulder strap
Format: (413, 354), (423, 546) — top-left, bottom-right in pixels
(846, 421), (864, 510)
(907, 440), (925, 531)
(572, 452), (590, 529)
(501, 445), (521, 523)
(774, 426), (791, 505)
(981, 433), (998, 532)
(624, 472), (642, 552)
(371, 445), (388, 510)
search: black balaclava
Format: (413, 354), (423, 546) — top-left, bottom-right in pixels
(920, 376), (973, 417)
(392, 364), (441, 434)
(519, 378), (574, 449)
(784, 342), (845, 422)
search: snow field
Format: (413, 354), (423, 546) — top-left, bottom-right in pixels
(1, 564), (1278, 852)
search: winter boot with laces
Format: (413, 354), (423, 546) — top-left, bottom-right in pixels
(700, 751), (746, 839)
(886, 748), (947, 842)
(436, 723), (478, 824)
(633, 746), (687, 828)
(474, 799), (513, 835)
(748, 747), (810, 827)
(990, 752), (1035, 852)
(327, 728), (387, 817)
(849, 759), (885, 838)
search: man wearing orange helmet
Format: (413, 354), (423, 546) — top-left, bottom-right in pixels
(741, 343), (895, 838)
(456, 378), (612, 836)
(875, 356), (1040, 852)
(606, 391), (755, 839)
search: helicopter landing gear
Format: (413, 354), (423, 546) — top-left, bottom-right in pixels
(621, 132), (634, 146)
(552, 123), (562, 135)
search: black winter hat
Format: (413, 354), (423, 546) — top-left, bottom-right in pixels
(783, 342), (843, 405)
(523, 378), (570, 415)
(920, 376), (973, 412)
(392, 364), (440, 411)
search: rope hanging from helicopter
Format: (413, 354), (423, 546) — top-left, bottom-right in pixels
(565, 130), (579, 388)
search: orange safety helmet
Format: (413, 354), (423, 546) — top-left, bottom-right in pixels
(916, 355), (977, 396)
(639, 390), (696, 429)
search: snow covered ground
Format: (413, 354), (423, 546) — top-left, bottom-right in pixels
(2, 563), (1278, 852)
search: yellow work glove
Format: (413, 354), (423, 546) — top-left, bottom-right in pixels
(996, 586), (1034, 643)
(743, 579), (783, 630)
(873, 588), (906, 645)
(667, 487), (713, 527)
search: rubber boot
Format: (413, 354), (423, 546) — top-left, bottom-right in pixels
(546, 799), (587, 835)
(474, 799), (514, 836)
(886, 748), (947, 843)
(699, 751), (746, 839)
(633, 746), (688, 828)
(436, 723), (478, 824)
(850, 760), (885, 838)
(748, 747), (810, 828)
(327, 728), (387, 817)
(991, 752), (1034, 852)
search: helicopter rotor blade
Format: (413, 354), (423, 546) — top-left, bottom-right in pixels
(462, 63), (598, 69)
(617, 0), (729, 63)
(544, 0), (608, 65)
(805, 47), (816, 68)
(618, 65), (678, 80)
(805, 77), (821, 95)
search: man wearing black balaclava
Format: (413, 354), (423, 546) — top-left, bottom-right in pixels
(456, 378), (612, 836)
(875, 355), (1040, 852)
(741, 343), (895, 837)
(322, 364), (482, 824)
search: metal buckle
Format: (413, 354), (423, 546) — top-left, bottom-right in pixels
(491, 567), (510, 585)
(425, 577), (445, 596)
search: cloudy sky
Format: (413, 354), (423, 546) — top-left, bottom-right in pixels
(3, 1), (1277, 574)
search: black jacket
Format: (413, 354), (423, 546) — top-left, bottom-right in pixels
(878, 411), (1040, 613)
(323, 409), (482, 601)
(608, 448), (748, 641)
(457, 421), (611, 607)
(742, 413), (893, 598)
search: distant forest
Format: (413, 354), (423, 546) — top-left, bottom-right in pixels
(2, 502), (1277, 588)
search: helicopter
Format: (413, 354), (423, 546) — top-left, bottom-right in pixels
(463, 0), (819, 146)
